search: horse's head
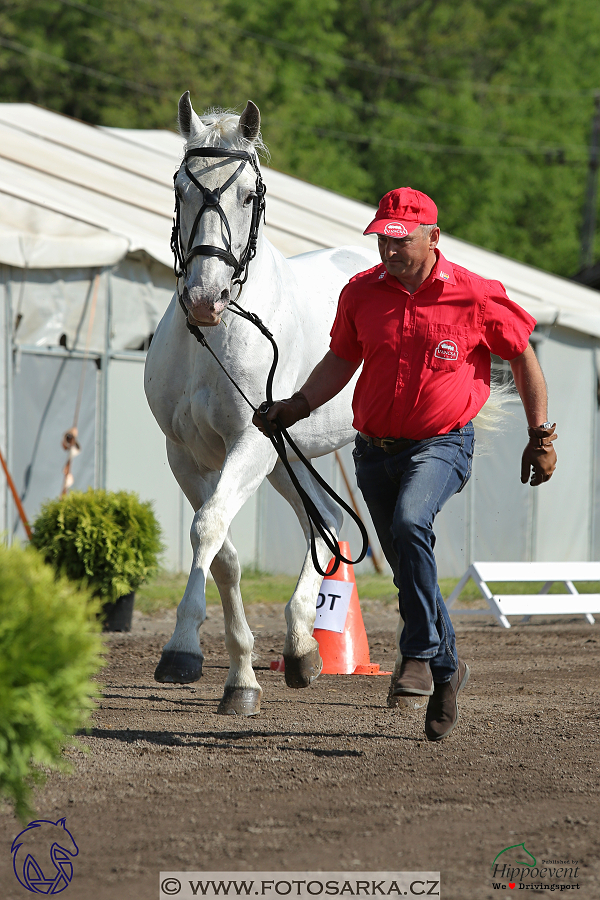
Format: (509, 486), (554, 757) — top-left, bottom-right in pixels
(173, 92), (265, 327)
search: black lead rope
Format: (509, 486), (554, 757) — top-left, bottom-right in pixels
(179, 295), (369, 577)
(172, 144), (367, 575)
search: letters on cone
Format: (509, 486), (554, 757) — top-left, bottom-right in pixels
(270, 541), (390, 676)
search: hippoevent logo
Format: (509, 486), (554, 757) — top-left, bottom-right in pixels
(11, 818), (79, 894)
(490, 842), (580, 891)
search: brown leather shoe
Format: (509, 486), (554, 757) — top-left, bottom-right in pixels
(424, 658), (470, 741)
(391, 657), (434, 697)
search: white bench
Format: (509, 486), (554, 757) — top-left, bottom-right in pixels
(446, 561), (600, 628)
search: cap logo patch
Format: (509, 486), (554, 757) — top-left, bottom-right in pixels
(383, 222), (408, 237)
(434, 339), (459, 361)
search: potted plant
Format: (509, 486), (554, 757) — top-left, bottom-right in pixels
(31, 489), (163, 631)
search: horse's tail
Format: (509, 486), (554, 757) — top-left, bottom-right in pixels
(473, 380), (516, 451)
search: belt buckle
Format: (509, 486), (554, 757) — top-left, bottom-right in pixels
(381, 437), (398, 453)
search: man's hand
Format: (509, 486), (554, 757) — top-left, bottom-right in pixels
(252, 391), (311, 434)
(521, 423), (557, 486)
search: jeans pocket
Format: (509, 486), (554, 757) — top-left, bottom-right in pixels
(352, 435), (369, 462)
(456, 449), (473, 493)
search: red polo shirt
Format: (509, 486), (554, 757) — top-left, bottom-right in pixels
(329, 250), (536, 440)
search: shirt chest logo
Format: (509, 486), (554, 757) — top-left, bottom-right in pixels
(434, 339), (459, 360)
(383, 222), (408, 237)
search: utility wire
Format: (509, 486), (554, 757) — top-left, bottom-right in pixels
(47, 0), (595, 153)
(295, 82), (588, 150)
(0, 8), (590, 158)
(0, 34), (585, 158)
(129, 0), (600, 99)
(55, 0), (600, 99)
(0, 35), (165, 96)
(266, 119), (589, 159)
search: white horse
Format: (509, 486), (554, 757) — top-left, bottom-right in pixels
(144, 93), (379, 715)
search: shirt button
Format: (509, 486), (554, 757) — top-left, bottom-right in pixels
(402, 351), (408, 358)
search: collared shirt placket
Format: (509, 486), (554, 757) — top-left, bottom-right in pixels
(390, 283), (415, 436)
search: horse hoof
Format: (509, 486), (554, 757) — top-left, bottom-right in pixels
(217, 686), (262, 716)
(154, 651), (203, 684)
(283, 647), (323, 688)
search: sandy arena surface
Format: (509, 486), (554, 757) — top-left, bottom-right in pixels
(1, 600), (599, 899)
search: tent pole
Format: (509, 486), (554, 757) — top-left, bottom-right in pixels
(99, 269), (112, 489)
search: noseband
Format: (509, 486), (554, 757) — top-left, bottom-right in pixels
(170, 147), (266, 291)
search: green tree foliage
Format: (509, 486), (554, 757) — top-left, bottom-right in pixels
(0, 544), (103, 820)
(1, 0), (599, 274)
(31, 489), (163, 602)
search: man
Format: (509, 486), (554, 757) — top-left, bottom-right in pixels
(253, 187), (557, 741)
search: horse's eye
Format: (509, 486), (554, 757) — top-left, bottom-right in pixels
(243, 192), (256, 207)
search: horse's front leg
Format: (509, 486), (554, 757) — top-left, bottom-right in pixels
(210, 533), (265, 715)
(267, 459), (343, 688)
(155, 436), (275, 715)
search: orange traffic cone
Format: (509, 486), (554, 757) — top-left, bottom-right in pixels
(314, 541), (387, 675)
(270, 542), (390, 676)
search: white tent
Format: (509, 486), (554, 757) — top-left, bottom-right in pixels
(1, 102), (599, 576)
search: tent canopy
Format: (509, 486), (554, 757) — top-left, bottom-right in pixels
(0, 103), (599, 338)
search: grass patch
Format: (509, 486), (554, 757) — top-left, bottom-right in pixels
(135, 569), (600, 615)
(136, 569), (399, 615)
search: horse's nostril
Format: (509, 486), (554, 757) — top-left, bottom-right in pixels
(220, 289), (230, 302)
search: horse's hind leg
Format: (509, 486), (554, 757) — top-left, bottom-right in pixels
(211, 535), (262, 716)
(267, 459), (343, 688)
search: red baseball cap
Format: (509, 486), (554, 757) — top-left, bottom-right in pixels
(363, 187), (438, 238)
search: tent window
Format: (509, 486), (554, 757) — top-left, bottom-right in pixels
(491, 354), (517, 394)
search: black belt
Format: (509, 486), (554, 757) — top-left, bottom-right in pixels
(358, 432), (417, 454)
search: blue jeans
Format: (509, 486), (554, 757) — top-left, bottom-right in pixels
(353, 423), (474, 683)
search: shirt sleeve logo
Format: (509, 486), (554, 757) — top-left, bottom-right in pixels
(383, 222), (409, 237)
(434, 339), (459, 360)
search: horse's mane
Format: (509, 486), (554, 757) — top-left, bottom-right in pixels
(182, 107), (269, 159)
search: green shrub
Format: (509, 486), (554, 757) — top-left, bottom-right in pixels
(0, 544), (103, 820)
(31, 489), (163, 602)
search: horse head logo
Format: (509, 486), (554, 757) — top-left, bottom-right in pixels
(491, 841), (537, 871)
(11, 818), (79, 894)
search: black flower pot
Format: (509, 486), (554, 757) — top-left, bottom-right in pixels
(102, 591), (135, 632)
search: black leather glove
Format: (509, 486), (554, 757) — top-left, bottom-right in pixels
(521, 423), (557, 486)
(252, 391), (311, 434)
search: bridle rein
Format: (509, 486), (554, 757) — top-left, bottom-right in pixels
(169, 144), (368, 577)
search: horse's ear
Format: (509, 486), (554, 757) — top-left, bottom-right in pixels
(239, 101), (261, 143)
(178, 91), (202, 140)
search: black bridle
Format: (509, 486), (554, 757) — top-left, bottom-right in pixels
(170, 147), (266, 289)
(170, 146), (368, 577)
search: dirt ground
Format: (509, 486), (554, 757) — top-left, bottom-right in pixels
(1, 600), (599, 900)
